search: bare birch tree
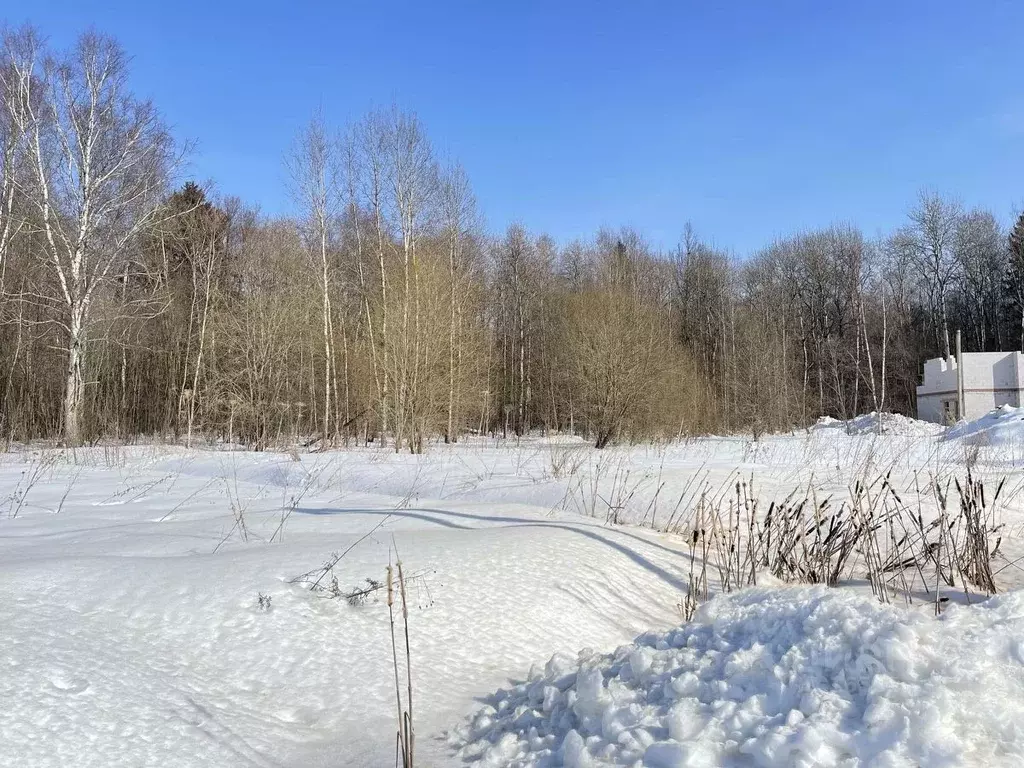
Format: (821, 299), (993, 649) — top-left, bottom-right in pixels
(439, 161), (478, 442)
(387, 108), (439, 452)
(12, 32), (175, 444)
(288, 113), (341, 443)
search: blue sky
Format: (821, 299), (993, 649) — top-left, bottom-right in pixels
(12, 1), (1024, 255)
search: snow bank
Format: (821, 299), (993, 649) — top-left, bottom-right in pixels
(812, 412), (940, 438)
(455, 586), (1024, 767)
(944, 404), (1024, 446)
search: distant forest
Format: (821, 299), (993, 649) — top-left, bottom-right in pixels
(2, 26), (1024, 449)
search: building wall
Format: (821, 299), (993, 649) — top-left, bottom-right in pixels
(916, 393), (946, 424)
(916, 352), (1024, 424)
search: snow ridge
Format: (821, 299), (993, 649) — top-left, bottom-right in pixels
(455, 586), (1024, 767)
(944, 404), (1024, 446)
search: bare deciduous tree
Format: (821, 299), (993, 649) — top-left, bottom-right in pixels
(439, 161), (479, 443)
(901, 192), (963, 358)
(12, 32), (176, 444)
(288, 113), (341, 444)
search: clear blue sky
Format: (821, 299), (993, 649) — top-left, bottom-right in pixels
(12, 1), (1024, 255)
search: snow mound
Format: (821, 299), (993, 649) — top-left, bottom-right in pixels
(944, 404), (1024, 446)
(812, 412), (940, 437)
(454, 586), (1024, 767)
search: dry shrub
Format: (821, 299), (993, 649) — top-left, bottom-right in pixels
(674, 469), (1006, 618)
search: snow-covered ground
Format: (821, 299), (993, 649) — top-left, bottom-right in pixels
(945, 403), (1024, 446)
(4, 411), (1024, 766)
(457, 586), (1024, 767)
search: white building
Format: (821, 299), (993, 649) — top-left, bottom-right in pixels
(917, 351), (1024, 424)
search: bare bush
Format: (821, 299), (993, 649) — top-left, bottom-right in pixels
(4, 451), (55, 517)
(547, 444), (586, 480)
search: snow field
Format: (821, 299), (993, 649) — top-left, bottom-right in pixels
(3, 411), (1024, 766)
(0, 445), (692, 766)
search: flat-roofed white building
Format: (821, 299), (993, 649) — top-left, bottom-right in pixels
(917, 351), (1024, 424)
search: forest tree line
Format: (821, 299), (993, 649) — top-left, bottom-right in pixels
(2, 26), (1024, 449)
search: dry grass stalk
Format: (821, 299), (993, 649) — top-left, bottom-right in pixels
(388, 558), (415, 768)
(672, 467), (1007, 616)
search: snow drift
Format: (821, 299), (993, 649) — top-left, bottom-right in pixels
(944, 404), (1024, 446)
(455, 586), (1024, 767)
(812, 412), (940, 438)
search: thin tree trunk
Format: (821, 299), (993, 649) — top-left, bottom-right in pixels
(446, 241), (458, 443)
(880, 290), (887, 415)
(186, 240), (216, 448)
(64, 316), (85, 446)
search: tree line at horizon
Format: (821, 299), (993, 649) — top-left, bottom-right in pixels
(2, 25), (1024, 450)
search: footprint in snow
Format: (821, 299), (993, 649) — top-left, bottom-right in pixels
(49, 672), (90, 694)
(274, 707), (321, 726)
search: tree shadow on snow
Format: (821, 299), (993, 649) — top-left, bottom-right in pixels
(295, 505), (691, 591)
